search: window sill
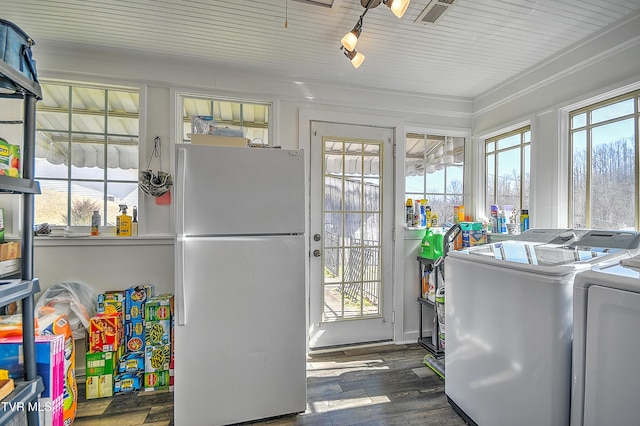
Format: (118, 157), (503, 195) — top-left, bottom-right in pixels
(34, 235), (175, 247)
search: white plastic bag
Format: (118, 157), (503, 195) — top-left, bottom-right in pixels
(35, 281), (97, 340)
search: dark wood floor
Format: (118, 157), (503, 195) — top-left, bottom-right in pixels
(74, 343), (466, 426)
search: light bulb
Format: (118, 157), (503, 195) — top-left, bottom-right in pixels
(341, 31), (359, 51)
(386, 0), (410, 18)
(351, 51), (365, 68)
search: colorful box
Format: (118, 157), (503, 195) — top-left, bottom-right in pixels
(0, 138), (20, 178)
(89, 313), (124, 353)
(145, 294), (173, 347)
(118, 351), (144, 374)
(125, 318), (145, 353)
(0, 335), (65, 425)
(97, 291), (125, 317)
(144, 344), (170, 373)
(125, 284), (154, 321)
(144, 370), (170, 392)
(86, 351), (117, 376)
(114, 372), (143, 394)
(85, 374), (113, 399)
(462, 229), (487, 247)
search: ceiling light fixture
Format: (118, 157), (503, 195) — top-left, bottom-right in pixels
(340, 0), (411, 68)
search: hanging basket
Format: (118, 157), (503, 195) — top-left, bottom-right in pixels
(139, 136), (172, 197)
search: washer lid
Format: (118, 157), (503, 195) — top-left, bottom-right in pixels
(459, 241), (627, 267)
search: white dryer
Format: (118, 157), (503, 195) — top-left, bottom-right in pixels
(571, 254), (640, 426)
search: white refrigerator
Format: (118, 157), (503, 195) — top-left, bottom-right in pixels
(174, 144), (307, 425)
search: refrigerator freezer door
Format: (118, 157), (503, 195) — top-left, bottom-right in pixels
(174, 235), (306, 425)
(176, 145), (304, 236)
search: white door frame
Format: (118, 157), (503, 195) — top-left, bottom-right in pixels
(299, 108), (406, 351)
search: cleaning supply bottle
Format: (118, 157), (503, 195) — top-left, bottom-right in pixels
(131, 206), (138, 237)
(520, 209), (529, 232)
(91, 210), (100, 236)
(116, 204), (132, 237)
(406, 198), (413, 227)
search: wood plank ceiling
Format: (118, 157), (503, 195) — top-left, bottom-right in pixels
(2, 0), (640, 99)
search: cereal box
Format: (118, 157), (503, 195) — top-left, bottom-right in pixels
(89, 313), (124, 353)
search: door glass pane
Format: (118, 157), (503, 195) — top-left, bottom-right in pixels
(590, 118), (635, 229)
(322, 139), (382, 321)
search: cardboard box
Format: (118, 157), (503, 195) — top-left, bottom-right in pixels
(85, 374), (113, 399)
(125, 318), (145, 352)
(118, 351), (144, 374)
(125, 284), (154, 321)
(188, 134), (249, 148)
(86, 351), (117, 376)
(144, 344), (170, 373)
(145, 294), (173, 346)
(114, 372), (143, 394)
(0, 241), (20, 261)
(89, 313), (124, 353)
(97, 291), (125, 317)
(462, 229), (487, 247)
(144, 370), (170, 392)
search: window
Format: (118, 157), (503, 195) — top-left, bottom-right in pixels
(180, 96), (270, 145)
(485, 126), (530, 220)
(35, 83), (139, 228)
(405, 133), (464, 225)
(569, 90), (639, 230)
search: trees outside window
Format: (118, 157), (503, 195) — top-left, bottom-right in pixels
(569, 91), (639, 230)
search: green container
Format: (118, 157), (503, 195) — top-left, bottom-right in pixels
(421, 228), (443, 260)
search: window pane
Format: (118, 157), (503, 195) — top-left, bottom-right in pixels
(486, 154), (495, 211)
(106, 137), (139, 180)
(446, 165), (463, 194)
(406, 175), (425, 195)
(35, 136), (69, 179)
(107, 182), (139, 225)
(426, 168), (445, 193)
(572, 113), (587, 129)
(590, 118), (635, 229)
(522, 145), (530, 210)
(35, 180), (68, 226)
(496, 148), (521, 210)
(497, 133), (520, 150)
(591, 98), (634, 125)
(108, 90), (139, 135)
(486, 141), (495, 153)
(426, 195), (445, 225)
(38, 84), (70, 131)
(572, 130), (587, 228)
(71, 133), (105, 179)
(72, 87), (106, 133)
(69, 186), (103, 226)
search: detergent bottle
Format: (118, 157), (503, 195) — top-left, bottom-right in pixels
(421, 228), (444, 260)
(116, 204), (132, 237)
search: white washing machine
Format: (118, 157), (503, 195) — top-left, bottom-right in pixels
(571, 254), (640, 426)
(444, 230), (640, 426)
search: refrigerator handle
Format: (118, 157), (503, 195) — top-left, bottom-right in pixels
(176, 238), (187, 326)
(176, 147), (186, 236)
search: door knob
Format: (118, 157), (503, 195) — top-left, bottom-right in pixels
(313, 249), (321, 257)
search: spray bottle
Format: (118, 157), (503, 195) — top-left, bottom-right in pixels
(117, 204), (132, 237)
